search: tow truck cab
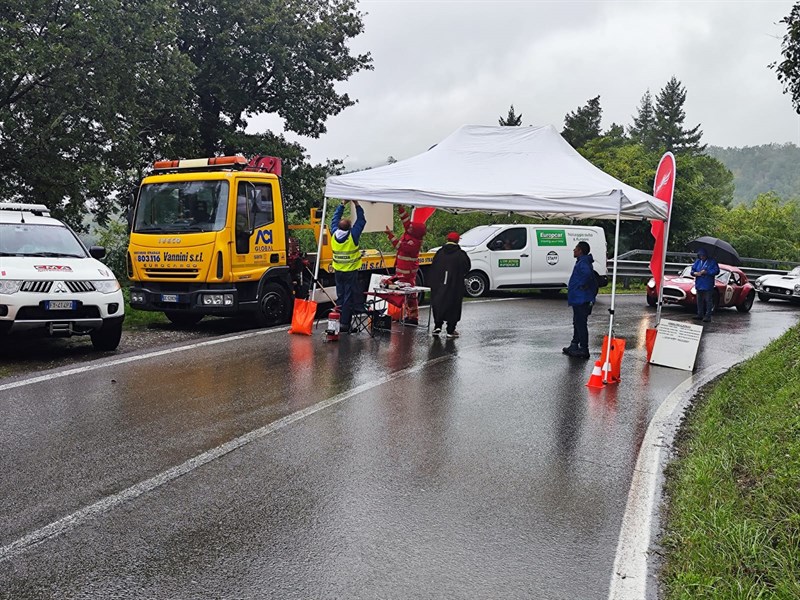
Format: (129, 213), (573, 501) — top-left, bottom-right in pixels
(127, 155), (297, 327)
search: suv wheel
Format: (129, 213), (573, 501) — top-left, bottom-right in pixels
(90, 317), (124, 351)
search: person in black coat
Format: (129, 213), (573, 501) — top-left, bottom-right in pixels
(429, 232), (471, 338)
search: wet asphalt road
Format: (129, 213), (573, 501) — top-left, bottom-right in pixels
(1, 295), (798, 599)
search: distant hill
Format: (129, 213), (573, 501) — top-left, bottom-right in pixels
(707, 143), (800, 205)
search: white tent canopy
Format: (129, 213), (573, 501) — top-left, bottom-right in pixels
(319, 125), (668, 384)
(325, 124), (668, 221)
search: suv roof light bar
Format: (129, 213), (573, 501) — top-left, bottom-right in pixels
(0, 202), (51, 216)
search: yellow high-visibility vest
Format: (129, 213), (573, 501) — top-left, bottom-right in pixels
(331, 233), (361, 272)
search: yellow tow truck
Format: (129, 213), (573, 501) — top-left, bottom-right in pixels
(126, 155), (433, 326)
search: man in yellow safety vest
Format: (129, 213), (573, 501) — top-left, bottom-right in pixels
(331, 200), (366, 332)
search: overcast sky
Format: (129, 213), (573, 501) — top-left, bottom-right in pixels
(250, 0), (800, 170)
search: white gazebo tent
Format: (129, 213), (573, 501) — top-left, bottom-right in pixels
(320, 125), (668, 381)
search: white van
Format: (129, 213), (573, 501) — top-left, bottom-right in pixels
(458, 224), (607, 297)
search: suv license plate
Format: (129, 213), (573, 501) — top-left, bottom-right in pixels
(161, 294), (179, 303)
(46, 300), (75, 310)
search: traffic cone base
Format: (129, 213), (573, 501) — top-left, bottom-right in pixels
(586, 360), (606, 388)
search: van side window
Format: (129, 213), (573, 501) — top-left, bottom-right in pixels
(489, 227), (527, 251)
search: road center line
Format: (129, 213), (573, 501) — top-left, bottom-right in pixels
(0, 352), (455, 563)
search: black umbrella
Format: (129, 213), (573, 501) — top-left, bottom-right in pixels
(687, 236), (741, 266)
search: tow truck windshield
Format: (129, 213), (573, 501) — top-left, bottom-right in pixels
(133, 180), (229, 234)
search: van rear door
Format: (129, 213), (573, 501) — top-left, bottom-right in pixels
(531, 227), (571, 286)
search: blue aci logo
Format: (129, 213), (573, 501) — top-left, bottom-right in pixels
(255, 229), (273, 245)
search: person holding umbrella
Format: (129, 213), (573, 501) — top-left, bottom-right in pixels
(691, 247), (719, 322)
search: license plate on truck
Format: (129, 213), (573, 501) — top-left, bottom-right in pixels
(46, 300), (75, 310)
(161, 294), (180, 303)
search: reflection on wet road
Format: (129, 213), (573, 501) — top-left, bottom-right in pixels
(1, 296), (797, 599)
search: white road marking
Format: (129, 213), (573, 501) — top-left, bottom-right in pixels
(607, 360), (735, 600)
(0, 353), (455, 563)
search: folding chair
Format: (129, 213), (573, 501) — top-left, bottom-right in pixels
(349, 293), (385, 337)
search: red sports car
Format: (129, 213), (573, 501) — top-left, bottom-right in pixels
(646, 264), (756, 313)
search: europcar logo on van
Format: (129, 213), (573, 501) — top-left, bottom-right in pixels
(536, 230), (567, 246)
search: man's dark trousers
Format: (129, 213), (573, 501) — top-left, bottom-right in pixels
(697, 289), (713, 320)
(335, 270), (362, 330)
(571, 302), (592, 349)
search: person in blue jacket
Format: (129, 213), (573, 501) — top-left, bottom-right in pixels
(691, 247), (719, 322)
(330, 200), (366, 333)
(563, 241), (597, 359)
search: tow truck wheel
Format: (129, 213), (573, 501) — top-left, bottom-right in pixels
(90, 317), (123, 351)
(164, 311), (204, 327)
(464, 271), (489, 298)
(256, 282), (289, 327)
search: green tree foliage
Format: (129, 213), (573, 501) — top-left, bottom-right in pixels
(653, 76), (705, 154)
(0, 0), (194, 230)
(562, 95), (602, 149)
(499, 104), (523, 126)
(0, 0), (371, 230)
(177, 0), (372, 155)
(773, 3), (800, 115)
(706, 143), (800, 204)
(629, 90), (658, 151)
(580, 137), (733, 252)
(713, 192), (800, 261)
(93, 219), (131, 282)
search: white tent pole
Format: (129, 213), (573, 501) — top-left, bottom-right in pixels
(310, 196), (329, 297)
(603, 200), (623, 384)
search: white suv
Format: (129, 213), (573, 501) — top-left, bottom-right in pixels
(0, 203), (125, 350)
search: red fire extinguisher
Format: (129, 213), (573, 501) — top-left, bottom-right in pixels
(324, 307), (341, 342)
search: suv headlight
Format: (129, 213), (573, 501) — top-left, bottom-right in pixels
(92, 279), (121, 294)
(0, 280), (23, 294)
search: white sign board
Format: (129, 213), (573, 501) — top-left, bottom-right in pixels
(649, 318), (703, 371)
(350, 201), (394, 233)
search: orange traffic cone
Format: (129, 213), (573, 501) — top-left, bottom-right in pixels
(586, 360), (606, 388)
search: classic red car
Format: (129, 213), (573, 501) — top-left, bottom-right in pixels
(646, 264), (756, 312)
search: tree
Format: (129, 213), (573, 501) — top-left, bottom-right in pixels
(629, 90), (658, 151)
(499, 104), (523, 126)
(177, 0), (372, 155)
(0, 0), (194, 229)
(652, 77), (705, 154)
(580, 136), (733, 252)
(562, 96), (602, 149)
(713, 193), (800, 262)
(772, 3), (800, 115)
(0, 0), (372, 229)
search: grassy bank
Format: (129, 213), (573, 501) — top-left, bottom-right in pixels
(660, 324), (800, 598)
(121, 287), (167, 329)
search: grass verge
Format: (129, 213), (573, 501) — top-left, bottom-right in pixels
(660, 324), (800, 598)
(121, 287), (167, 329)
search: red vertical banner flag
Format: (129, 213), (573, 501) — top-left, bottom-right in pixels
(649, 152), (676, 290)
